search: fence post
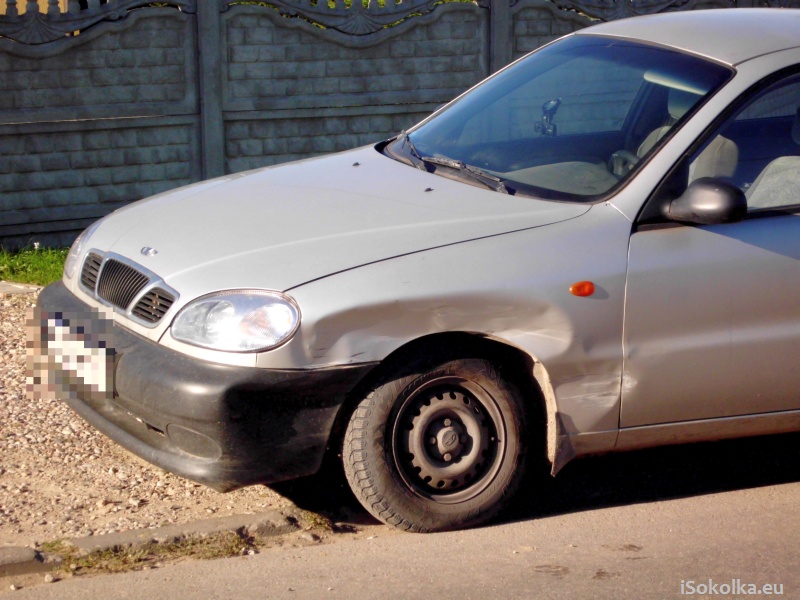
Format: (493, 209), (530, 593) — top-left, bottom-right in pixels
(197, 0), (226, 179)
(489, 0), (512, 74)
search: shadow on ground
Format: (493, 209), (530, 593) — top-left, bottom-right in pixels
(269, 463), (381, 528)
(508, 431), (800, 523)
(270, 432), (800, 529)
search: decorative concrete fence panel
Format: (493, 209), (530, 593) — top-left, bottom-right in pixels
(0, 2), (201, 247)
(0, 1), (68, 16)
(219, 2), (489, 173)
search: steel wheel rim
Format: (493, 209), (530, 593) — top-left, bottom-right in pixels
(391, 376), (507, 504)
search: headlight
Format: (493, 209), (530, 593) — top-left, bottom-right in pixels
(171, 290), (301, 352)
(64, 218), (104, 279)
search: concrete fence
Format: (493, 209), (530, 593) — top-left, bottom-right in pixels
(0, 0), (789, 248)
(0, 1), (68, 15)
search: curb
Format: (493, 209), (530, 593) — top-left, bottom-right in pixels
(0, 547), (60, 578)
(67, 509), (298, 554)
(0, 509), (299, 577)
(0, 281), (42, 296)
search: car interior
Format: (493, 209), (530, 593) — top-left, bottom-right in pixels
(490, 77), (800, 209)
(686, 77), (800, 212)
(724, 108), (800, 210)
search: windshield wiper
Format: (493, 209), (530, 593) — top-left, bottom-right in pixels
(395, 133), (509, 194)
(397, 131), (427, 172)
(417, 155), (509, 194)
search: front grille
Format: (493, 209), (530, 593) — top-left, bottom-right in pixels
(80, 252), (103, 292)
(96, 259), (150, 310)
(79, 253), (176, 325)
(132, 288), (175, 324)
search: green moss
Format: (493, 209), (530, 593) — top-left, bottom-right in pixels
(43, 532), (258, 577)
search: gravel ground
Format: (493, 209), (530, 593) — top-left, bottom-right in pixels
(0, 291), (294, 549)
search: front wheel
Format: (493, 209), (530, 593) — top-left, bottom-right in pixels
(343, 357), (527, 532)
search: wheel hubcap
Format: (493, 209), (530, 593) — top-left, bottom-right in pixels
(431, 419), (464, 462)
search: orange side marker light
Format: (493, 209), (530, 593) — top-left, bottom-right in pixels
(570, 281), (595, 297)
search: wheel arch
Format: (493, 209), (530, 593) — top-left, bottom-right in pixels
(324, 331), (568, 476)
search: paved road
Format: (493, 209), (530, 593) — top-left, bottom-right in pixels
(10, 433), (800, 599)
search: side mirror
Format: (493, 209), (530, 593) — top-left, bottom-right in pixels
(664, 177), (747, 225)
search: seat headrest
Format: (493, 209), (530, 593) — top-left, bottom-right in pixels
(668, 89), (702, 121)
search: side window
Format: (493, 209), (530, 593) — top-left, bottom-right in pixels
(688, 74), (800, 211)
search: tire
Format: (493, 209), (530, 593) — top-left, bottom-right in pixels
(343, 357), (527, 532)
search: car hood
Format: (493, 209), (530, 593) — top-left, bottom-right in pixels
(89, 146), (590, 294)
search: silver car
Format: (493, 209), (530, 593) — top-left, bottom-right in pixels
(30, 8), (800, 532)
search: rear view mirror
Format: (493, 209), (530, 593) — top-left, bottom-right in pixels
(665, 177), (746, 225)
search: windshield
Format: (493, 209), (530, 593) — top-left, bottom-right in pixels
(386, 35), (733, 202)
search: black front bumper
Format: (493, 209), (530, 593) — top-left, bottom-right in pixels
(33, 282), (376, 491)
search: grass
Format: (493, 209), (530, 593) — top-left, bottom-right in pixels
(0, 245), (68, 287)
(296, 508), (335, 532)
(41, 532), (258, 577)
(34, 508), (339, 579)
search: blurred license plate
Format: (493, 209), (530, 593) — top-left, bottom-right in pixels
(27, 306), (116, 402)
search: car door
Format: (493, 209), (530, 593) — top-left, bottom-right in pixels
(620, 72), (800, 428)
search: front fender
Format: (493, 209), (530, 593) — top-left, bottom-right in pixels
(268, 203), (631, 444)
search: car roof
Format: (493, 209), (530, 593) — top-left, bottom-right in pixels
(577, 8), (800, 66)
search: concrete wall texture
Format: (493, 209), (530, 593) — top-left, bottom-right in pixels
(0, 0), (748, 248)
